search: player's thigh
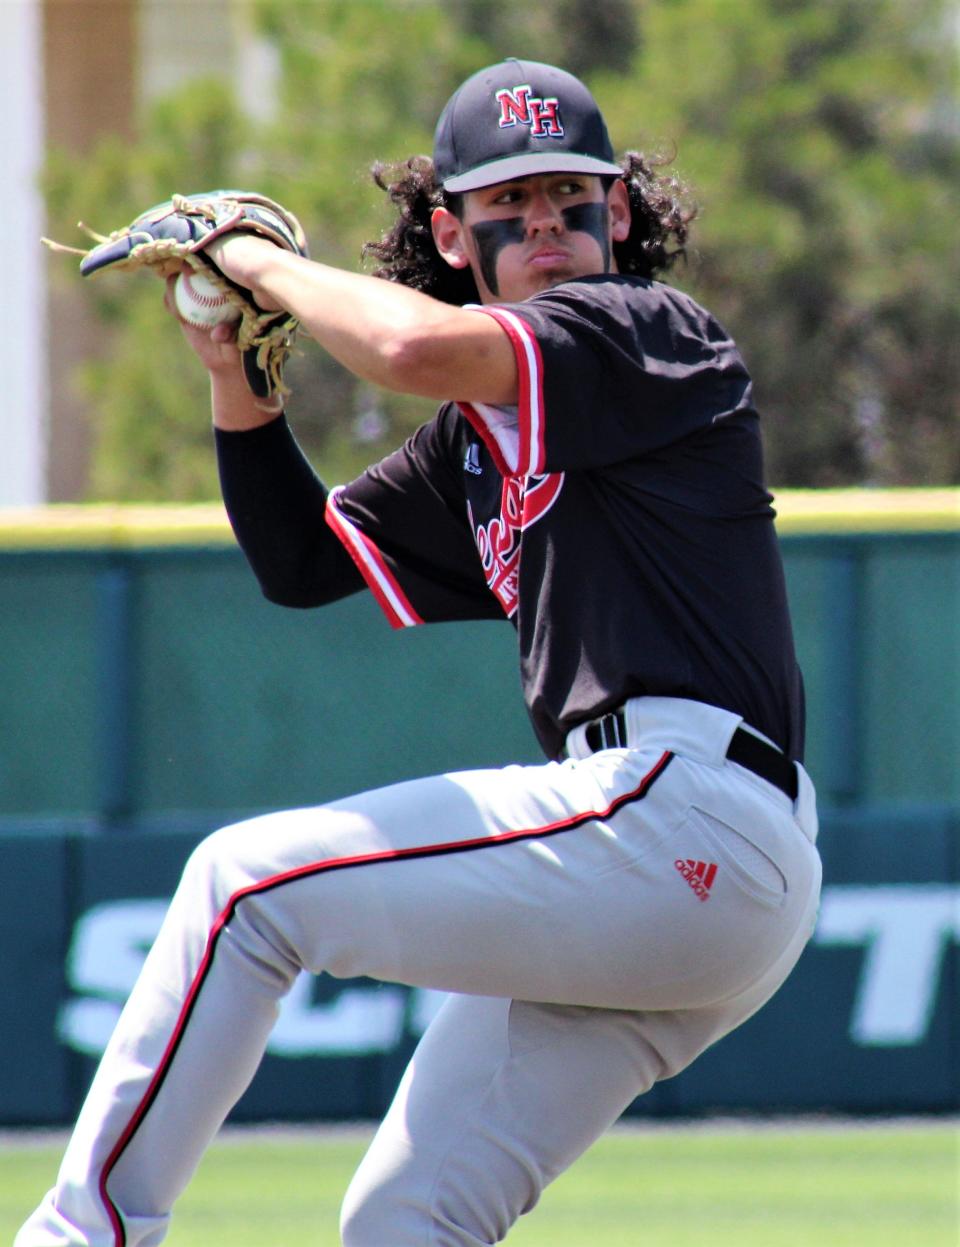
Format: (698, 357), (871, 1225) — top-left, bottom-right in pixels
(187, 749), (816, 1009)
(340, 992), (663, 1247)
(185, 753), (667, 1000)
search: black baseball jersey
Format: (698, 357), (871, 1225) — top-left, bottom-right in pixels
(218, 275), (804, 762)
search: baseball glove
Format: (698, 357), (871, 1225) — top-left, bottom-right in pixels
(44, 191), (309, 400)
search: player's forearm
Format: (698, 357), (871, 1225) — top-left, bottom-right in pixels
(216, 416), (363, 606)
(261, 251), (456, 390)
(210, 237), (517, 404)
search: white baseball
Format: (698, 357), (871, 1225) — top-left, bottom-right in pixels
(174, 269), (241, 329)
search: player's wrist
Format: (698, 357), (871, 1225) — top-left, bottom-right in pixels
(210, 365), (284, 430)
(207, 235), (283, 311)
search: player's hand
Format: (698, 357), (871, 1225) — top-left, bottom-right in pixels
(46, 189), (305, 400)
(163, 270), (284, 426)
(163, 271), (244, 373)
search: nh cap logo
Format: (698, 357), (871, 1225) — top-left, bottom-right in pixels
(496, 84), (564, 138)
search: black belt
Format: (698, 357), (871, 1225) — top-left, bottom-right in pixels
(584, 710), (798, 801)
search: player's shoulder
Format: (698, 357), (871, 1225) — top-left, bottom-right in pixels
(528, 273), (707, 318)
(523, 274), (733, 348)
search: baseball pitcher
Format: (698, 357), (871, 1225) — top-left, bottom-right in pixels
(21, 59), (821, 1246)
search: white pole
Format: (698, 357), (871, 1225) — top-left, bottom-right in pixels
(1, 0), (47, 505)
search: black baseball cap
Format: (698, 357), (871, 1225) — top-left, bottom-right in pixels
(434, 59), (623, 192)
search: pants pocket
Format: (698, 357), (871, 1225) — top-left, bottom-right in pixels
(686, 805), (787, 909)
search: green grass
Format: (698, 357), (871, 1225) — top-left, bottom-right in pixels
(3, 1120), (957, 1245)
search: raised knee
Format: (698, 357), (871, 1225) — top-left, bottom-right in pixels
(179, 817), (266, 903)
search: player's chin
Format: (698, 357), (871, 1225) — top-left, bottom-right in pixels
(515, 266), (578, 298)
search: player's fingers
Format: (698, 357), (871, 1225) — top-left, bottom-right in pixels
(164, 287), (241, 375)
(163, 273), (178, 316)
(210, 320), (239, 345)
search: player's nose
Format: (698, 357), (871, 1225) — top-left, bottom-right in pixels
(525, 188), (565, 235)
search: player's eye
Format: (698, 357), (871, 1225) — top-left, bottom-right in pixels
(490, 187), (524, 206)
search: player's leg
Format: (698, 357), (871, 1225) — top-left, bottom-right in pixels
(340, 993), (661, 1246)
(338, 761), (822, 1247)
(18, 726), (819, 1246)
(16, 754), (674, 1246)
(18, 756), (670, 1247)
(340, 911), (816, 1247)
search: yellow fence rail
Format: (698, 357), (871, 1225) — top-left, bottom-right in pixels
(0, 488), (956, 547)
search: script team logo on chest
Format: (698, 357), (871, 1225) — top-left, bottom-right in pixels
(468, 472), (565, 617)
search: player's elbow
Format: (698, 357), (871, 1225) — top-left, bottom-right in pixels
(374, 326), (449, 398)
(374, 318), (517, 405)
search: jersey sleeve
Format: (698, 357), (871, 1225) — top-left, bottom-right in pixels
(215, 415), (365, 608)
(325, 406), (502, 629)
(458, 276), (755, 475)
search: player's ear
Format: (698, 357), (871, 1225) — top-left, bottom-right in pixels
(431, 206), (471, 271)
(607, 178), (631, 245)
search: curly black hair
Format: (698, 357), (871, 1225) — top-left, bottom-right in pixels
(363, 152), (697, 305)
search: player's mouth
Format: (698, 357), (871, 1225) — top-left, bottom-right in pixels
(526, 246), (571, 268)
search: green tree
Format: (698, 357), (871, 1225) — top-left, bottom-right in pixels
(44, 78), (261, 500)
(45, 0), (959, 497)
(45, 1), (488, 499)
(606, 0), (960, 484)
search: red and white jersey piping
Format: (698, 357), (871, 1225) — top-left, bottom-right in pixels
(325, 486), (424, 629)
(458, 305), (546, 478)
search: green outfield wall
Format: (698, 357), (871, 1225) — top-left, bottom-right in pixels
(0, 492), (957, 1121)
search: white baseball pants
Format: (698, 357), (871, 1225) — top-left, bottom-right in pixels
(17, 697), (821, 1247)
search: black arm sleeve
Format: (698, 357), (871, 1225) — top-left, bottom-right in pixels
(215, 415), (364, 607)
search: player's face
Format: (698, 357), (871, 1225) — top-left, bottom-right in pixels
(433, 173), (631, 304)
